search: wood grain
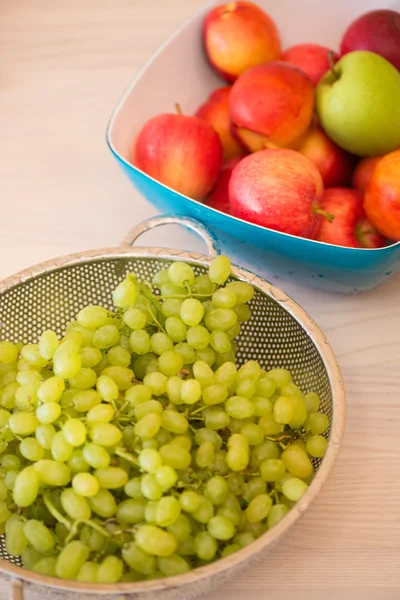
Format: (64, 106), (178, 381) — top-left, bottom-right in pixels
(0, 1), (399, 599)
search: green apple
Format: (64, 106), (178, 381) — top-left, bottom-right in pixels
(316, 51), (400, 157)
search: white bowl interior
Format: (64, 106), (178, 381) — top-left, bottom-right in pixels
(108, 0), (395, 162)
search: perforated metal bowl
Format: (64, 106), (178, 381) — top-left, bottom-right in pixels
(0, 216), (345, 600)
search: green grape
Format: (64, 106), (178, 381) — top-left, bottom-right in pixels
(122, 542), (156, 575)
(36, 424), (56, 450)
(102, 365), (134, 390)
(159, 444), (191, 469)
(55, 540), (90, 580)
(90, 423), (122, 446)
(195, 346), (216, 367)
(135, 524), (177, 557)
(124, 308), (147, 330)
(36, 401), (61, 425)
(194, 531), (217, 560)
(96, 375), (119, 402)
(274, 396), (295, 424)
(77, 561), (99, 583)
(0, 410), (10, 429)
(226, 321), (241, 340)
(282, 477), (308, 501)
(51, 431), (73, 462)
(72, 473), (100, 497)
(253, 396), (273, 417)
(209, 255), (231, 284)
(139, 448), (162, 473)
(107, 345), (131, 367)
(221, 543), (241, 557)
(8, 411), (39, 436)
(130, 330), (151, 355)
(0, 501), (11, 523)
(21, 547), (42, 569)
(2, 370), (17, 386)
(306, 434), (328, 458)
(204, 408), (230, 430)
(15, 383), (39, 410)
(0, 341), (18, 364)
(145, 358), (159, 375)
(210, 330), (231, 354)
(113, 278), (138, 308)
(245, 494), (273, 523)
(175, 342), (196, 365)
(227, 434), (249, 472)
(260, 459), (286, 482)
(32, 556), (57, 576)
(1, 381), (18, 409)
(304, 391), (321, 414)
(143, 372), (167, 396)
(77, 305), (108, 329)
(169, 435), (191, 452)
(186, 325), (210, 350)
(72, 390), (100, 412)
(280, 382), (303, 397)
(86, 403), (114, 424)
(122, 424), (136, 447)
(240, 423), (264, 446)
(80, 525), (105, 552)
(259, 413), (282, 436)
(35, 333), (57, 361)
(150, 332), (173, 356)
(158, 350), (183, 377)
(161, 410), (188, 434)
(0, 479), (7, 501)
(165, 514), (190, 545)
(69, 368), (97, 390)
(180, 299), (204, 327)
(1, 454), (21, 470)
(97, 555), (124, 583)
(168, 262), (195, 287)
(267, 503), (289, 528)
(21, 344), (48, 368)
(205, 309), (237, 332)
(153, 268), (171, 287)
(225, 396), (255, 419)
(251, 440), (280, 468)
(61, 489), (91, 520)
(33, 460), (71, 486)
(126, 384), (152, 406)
(93, 325), (120, 350)
(192, 497), (214, 524)
(237, 361), (260, 382)
(179, 379), (200, 405)
(195, 427), (222, 448)
(196, 441), (214, 469)
(16, 370), (42, 386)
(37, 376), (65, 403)
(207, 515), (235, 540)
(156, 496), (181, 527)
(53, 341), (82, 378)
(267, 368), (292, 387)
(144, 500), (157, 524)
(255, 377), (276, 398)
(236, 378), (256, 399)
(179, 490), (202, 513)
(95, 467), (128, 489)
(214, 361), (237, 386)
(24, 519), (54, 552)
(212, 287), (237, 309)
(161, 298), (183, 318)
(154, 465), (177, 491)
(116, 498), (146, 524)
(304, 413), (329, 435)
(134, 413), (162, 440)
(242, 477), (267, 503)
(4, 470), (18, 490)
(88, 489), (116, 517)
(165, 317), (187, 343)
(63, 418), (87, 446)
(204, 476), (229, 506)
(281, 445), (313, 479)
(224, 280), (253, 303)
(158, 554), (190, 576)
(288, 396), (308, 427)
(5, 518), (28, 556)
(80, 347), (102, 368)
(234, 532), (255, 548)
(166, 376), (183, 405)
(202, 383), (228, 406)
(68, 449), (90, 474)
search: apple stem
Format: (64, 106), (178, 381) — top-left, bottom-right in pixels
(328, 51), (339, 81)
(314, 207), (335, 223)
(174, 103), (183, 115)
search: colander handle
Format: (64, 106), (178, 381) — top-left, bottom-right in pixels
(123, 215), (220, 257)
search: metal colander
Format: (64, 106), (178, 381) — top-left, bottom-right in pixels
(0, 216), (345, 600)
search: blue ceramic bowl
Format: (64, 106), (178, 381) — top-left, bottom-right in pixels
(106, 0), (400, 293)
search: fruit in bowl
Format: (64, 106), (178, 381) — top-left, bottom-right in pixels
(134, 112), (223, 200)
(316, 50), (400, 157)
(352, 156), (383, 194)
(229, 149), (324, 237)
(229, 61), (315, 152)
(203, 1), (281, 82)
(283, 43), (339, 85)
(315, 187), (386, 248)
(195, 87), (247, 162)
(340, 9), (400, 71)
(206, 158), (242, 214)
(364, 149), (400, 241)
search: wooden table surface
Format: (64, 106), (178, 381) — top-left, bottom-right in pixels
(1, 1), (399, 599)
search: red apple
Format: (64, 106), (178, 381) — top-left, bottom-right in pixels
(134, 113), (223, 200)
(315, 188), (385, 248)
(340, 10), (400, 71)
(298, 125), (356, 188)
(206, 158), (241, 213)
(352, 156), (383, 194)
(283, 44), (339, 85)
(195, 88), (247, 162)
(229, 62), (315, 152)
(229, 148), (324, 237)
(364, 149), (400, 241)
(203, 1), (281, 82)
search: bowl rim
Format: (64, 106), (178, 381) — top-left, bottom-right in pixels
(0, 243), (345, 595)
(105, 3), (400, 255)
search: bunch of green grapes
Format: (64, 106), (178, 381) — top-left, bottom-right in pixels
(0, 255), (330, 583)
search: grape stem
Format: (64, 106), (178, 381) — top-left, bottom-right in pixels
(115, 448), (139, 465)
(43, 494), (72, 530)
(65, 519), (110, 544)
